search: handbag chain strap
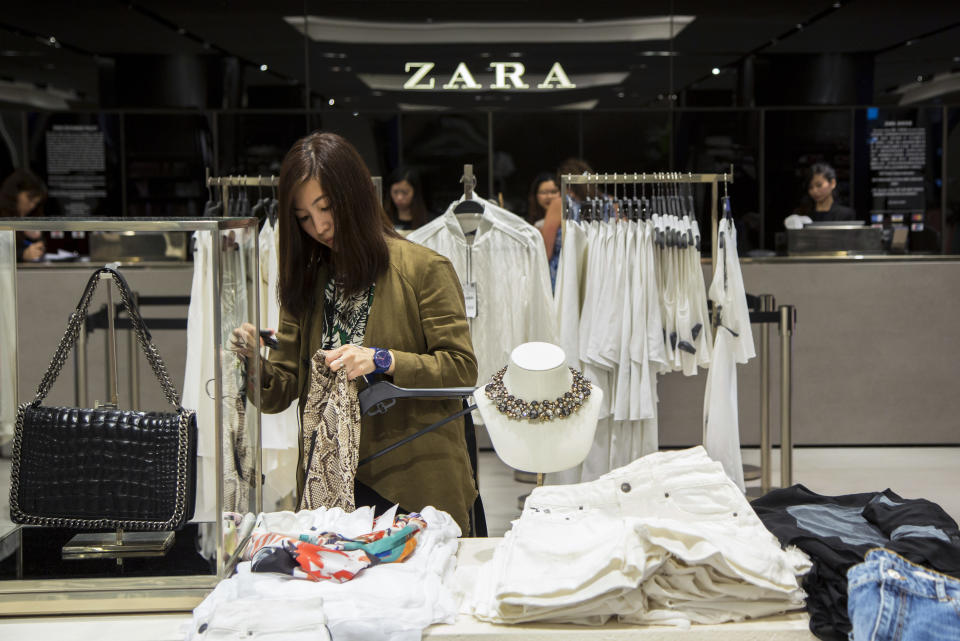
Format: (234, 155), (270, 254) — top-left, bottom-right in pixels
(33, 267), (183, 412)
(10, 406), (192, 531)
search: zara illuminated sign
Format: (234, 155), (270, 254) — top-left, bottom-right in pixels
(403, 61), (576, 90)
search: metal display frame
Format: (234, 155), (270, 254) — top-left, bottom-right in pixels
(0, 217), (261, 616)
(205, 171), (382, 217)
(559, 168), (734, 272)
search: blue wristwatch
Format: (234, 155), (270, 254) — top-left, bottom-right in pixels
(372, 347), (393, 374)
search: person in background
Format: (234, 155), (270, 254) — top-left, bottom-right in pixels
(526, 171), (560, 228)
(540, 158), (591, 292)
(384, 166), (430, 231)
(232, 132), (479, 533)
(0, 169), (47, 261)
(796, 162), (855, 222)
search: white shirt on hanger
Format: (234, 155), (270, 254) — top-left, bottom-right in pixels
(407, 199), (557, 387)
(553, 219), (588, 370)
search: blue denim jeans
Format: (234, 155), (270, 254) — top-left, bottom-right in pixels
(847, 548), (960, 640)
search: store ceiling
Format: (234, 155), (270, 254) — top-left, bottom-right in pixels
(1, 0), (959, 110)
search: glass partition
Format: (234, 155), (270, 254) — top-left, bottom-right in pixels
(400, 112), (490, 217)
(0, 218), (260, 615)
(123, 114), (214, 218)
(582, 111), (671, 173)
(491, 112), (580, 219)
(674, 110), (761, 252)
(947, 107), (960, 254)
(763, 109), (853, 250)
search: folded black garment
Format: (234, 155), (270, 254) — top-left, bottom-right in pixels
(751, 484), (960, 641)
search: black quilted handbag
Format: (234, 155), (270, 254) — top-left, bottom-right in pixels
(9, 267), (197, 531)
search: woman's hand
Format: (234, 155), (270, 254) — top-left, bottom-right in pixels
(22, 241), (44, 261)
(324, 344), (382, 381)
(231, 322), (272, 359)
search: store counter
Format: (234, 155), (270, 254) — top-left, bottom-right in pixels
(0, 537), (816, 641)
(657, 254), (960, 448)
(13, 252), (960, 448)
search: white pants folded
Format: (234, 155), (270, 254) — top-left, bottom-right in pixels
(472, 446), (810, 625)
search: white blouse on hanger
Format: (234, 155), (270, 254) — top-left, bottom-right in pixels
(407, 200), (557, 387)
(703, 217), (755, 491)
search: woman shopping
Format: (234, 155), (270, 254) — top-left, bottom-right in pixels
(233, 132), (479, 533)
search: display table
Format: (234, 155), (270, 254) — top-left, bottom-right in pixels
(0, 537), (816, 640)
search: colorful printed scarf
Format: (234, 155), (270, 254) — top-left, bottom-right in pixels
(247, 513), (427, 583)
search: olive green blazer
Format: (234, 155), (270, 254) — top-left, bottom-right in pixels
(259, 236), (479, 532)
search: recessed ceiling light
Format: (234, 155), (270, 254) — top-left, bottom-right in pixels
(328, 98), (335, 106)
(712, 67), (720, 75)
(509, 51), (523, 58)
(352, 111), (359, 117)
(260, 64), (268, 71)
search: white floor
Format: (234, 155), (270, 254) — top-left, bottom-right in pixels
(477, 446), (960, 537)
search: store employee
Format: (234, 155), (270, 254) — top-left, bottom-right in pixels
(796, 163), (855, 222)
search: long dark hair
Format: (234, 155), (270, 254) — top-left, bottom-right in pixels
(383, 165), (429, 228)
(277, 132), (400, 318)
(527, 171), (557, 223)
(0, 168), (47, 217)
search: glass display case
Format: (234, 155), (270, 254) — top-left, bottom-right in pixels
(0, 217), (261, 615)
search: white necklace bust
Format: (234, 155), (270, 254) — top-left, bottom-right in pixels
(474, 342), (602, 473)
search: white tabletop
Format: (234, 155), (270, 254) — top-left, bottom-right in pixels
(0, 538), (816, 641)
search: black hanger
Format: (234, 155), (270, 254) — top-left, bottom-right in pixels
(453, 199), (485, 214)
(355, 381), (477, 467)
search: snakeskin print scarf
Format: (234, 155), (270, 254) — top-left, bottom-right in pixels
(300, 348), (362, 511)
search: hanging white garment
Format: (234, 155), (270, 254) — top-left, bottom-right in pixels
(0, 233), (16, 445)
(703, 218), (755, 491)
(184, 230), (257, 524)
(258, 219), (299, 512)
(183, 231), (218, 523)
(407, 200), (557, 387)
(553, 219), (588, 371)
(689, 219), (714, 367)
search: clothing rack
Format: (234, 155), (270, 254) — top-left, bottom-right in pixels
(559, 168), (797, 496)
(205, 169), (383, 217)
(205, 169), (279, 218)
(559, 167), (734, 272)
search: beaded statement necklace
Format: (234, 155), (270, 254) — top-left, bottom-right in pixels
(484, 366), (591, 422)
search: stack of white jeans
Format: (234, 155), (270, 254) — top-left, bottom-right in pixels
(470, 447), (811, 626)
